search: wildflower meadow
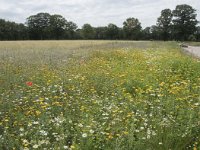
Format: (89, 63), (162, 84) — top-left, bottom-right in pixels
(0, 41), (200, 150)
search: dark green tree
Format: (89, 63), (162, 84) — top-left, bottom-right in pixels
(142, 27), (151, 40)
(157, 9), (173, 40)
(26, 13), (51, 40)
(196, 26), (200, 41)
(94, 27), (107, 39)
(150, 25), (161, 40)
(81, 24), (95, 39)
(123, 17), (142, 40)
(106, 23), (119, 39)
(0, 19), (28, 40)
(65, 21), (78, 39)
(172, 4), (198, 41)
(49, 14), (67, 39)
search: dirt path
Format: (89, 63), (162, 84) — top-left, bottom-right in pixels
(183, 46), (200, 58)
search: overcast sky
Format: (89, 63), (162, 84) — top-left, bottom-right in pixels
(0, 0), (199, 28)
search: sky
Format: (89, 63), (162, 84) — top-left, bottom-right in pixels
(0, 0), (199, 28)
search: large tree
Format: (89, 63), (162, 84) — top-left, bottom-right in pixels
(65, 21), (78, 39)
(49, 14), (67, 39)
(94, 27), (107, 39)
(172, 4), (198, 41)
(26, 13), (51, 40)
(150, 25), (161, 40)
(0, 19), (28, 40)
(157, 9), (173, 40)
(196, 26), (200, 41)
(142, 27), (151, 40)
(123, 17), (142, 40)
(81, 24), (95, 39)
(106, 23), (119, 40)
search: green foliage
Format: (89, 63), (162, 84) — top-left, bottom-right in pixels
(106, 23), (119, 40)
(196, 26), (200, 41)
(26, 13), (51, 40)
(0, 19), (28, 40)
(49, 14), (67, 39)
(157, 9), (173, 40)
(94, 27), (107, 39)
(26, 12), (77, 40)
(81, 24), (95, 39)
(172, 4), (198, 41)
(150, 25), (161, 40)
(142, 27), (151, 40)
(123, 17), (142, 40)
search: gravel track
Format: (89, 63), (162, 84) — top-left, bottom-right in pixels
(183, 46), (200, 58)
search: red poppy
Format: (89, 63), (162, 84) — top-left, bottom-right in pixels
(26, 81), (33, 86)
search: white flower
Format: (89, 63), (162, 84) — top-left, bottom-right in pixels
(28, 122), (32, 127)
(33, 121), (39, 125)
(82, 133), (87, 138)
(89, 129), (94, 134)
(39, 130), (48, 136)
(33, 144), (39, 148)
(140, 127), (144, 130)
(78, 123), (83, 127)
(64, 146), (69, 149)
(19, 128), (24, 132)
(159, 142), (163, 145)
(152, 131), (156, 136)
(147, 128), (151, 135)
(23, 139), (28, 143)
(135, 129), (140, 133)
(38, 140), (46, 145)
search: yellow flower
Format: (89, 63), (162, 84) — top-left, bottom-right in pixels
(71, 145), (75, 149)
(123, 131), (129, 135)
(35, 110), (41, 116)
(159, 82), (165, 87)
(108, 133), (113, 139)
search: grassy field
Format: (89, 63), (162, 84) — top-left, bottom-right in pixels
(0, 41), (200, 150)
(186, 42), (200, 46)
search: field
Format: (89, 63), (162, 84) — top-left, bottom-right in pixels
(0, 41), (200, 150)
(186, 42), (200, 46)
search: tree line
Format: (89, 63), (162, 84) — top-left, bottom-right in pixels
(0, 4), (199, 41)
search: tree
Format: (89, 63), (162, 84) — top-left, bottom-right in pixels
(123, 17), (142, 40)
(1, 19), (8, 40)
(142, 27), (151, 40)
(196, 26), (200, 41)
(26, 13), (51, 40)
(106, 23), (119, 39)
(17, 23), (28, 40)
(49, 14), (67, 39)
(157, 9), (173, 40)
(0, 19), (28, 40)
(65, 21), (78, 39)
(81, 24), (95, 39)
(172, 4), (198, 41)
(94, 27), (107, 39)
(150, 25), (161, 40)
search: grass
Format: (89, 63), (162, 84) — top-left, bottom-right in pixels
(0, 41), (200, 150)
(185, 42), (200, 46)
